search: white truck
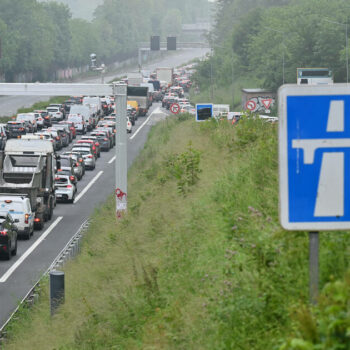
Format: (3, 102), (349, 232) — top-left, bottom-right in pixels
(128, 72), (143, 86)
(156, 67), (174, 86)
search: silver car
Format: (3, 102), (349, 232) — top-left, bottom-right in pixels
(71, 147), (96, 170)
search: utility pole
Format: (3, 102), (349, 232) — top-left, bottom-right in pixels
(114, 83), (128, 219)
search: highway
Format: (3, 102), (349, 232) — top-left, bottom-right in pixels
(0, 49), (208, 328)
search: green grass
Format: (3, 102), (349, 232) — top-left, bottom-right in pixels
(190, 75), (263, 110)
(3, 114), (350, 349)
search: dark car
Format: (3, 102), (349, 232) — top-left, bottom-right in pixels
(0, 212), (18, 260)
(6, 121), (27, 138)
(90, 131), (110, 151)
(34, 110), (52, 127)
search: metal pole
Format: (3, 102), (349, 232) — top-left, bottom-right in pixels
(309, 232), (319, 305)
(346, 22), (348, 84)
(138, 49), (142, 72)
(282, 33), (285, 85)
(50, 270), (65, 316)
(231, 49), (234, 108)
(210, 48), (213, 100)
(114, 83), (128, 219)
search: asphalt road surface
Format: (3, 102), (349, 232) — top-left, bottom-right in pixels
(0, 48), (208, 328)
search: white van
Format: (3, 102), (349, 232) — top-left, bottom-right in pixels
(0, 195), (34, 239)
(67, 114), (86, 134)
(69, 105), (93, 130)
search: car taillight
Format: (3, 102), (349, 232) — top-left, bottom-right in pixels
(92, 146), (96, 150)
(114, 129), (116, 133)
(19, 128), (24, 131)
(70, 176), (75, 182)
(34, 218), (41, 223)
(45, 116), (49, 119)
(104, 138), (108, 141)
(95, 142), (100, 146)
(0, 230), (8, 236)
(56, 136), (60, 140)
(67, 185), (73, 188)
(79, 159), (83, 163)
(88, 155), (93, 159)
(25, 214), (29, 224)
(38, 117), (43, 121)
(76, 162), (79, 167)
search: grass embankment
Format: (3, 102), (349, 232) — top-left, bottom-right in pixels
(0, 97), (68, 124)
(4, 115), (350, 349)
(190, 75), (262, 110)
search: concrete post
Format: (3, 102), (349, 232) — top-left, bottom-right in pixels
(114, 83), (128, 219)
(50, 270), (65, 316)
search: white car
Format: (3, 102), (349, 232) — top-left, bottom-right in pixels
(47, 107), (63, 122)
(127, 117), (132, 133)
(55, 174), (77, 203)
(0, 195), (34, 239)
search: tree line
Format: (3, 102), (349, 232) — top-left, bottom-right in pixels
(195, 0), (350, 92)
(0, 0), (209, 82)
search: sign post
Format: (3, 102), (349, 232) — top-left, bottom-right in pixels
(279, 84), (350, 304)
(114, 83), (128, 219)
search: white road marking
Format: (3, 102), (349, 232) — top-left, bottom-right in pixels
(0, 216), (64, 283)
(74, 171), (104, 203)
(108, 156), (116, 164)
(130, 107), (164, 140)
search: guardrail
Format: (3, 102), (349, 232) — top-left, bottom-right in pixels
(0, 219), (90, 344)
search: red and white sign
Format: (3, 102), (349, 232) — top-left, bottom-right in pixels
(245, 100), (257, 111)
(262, 99), (273, 110)
(170, 103), (180, 114)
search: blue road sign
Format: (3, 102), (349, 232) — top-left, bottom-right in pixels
(279, 85), (350, 230)
(196, 103), (213, 122)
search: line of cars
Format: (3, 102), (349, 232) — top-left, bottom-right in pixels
(0, 95), (129, 260)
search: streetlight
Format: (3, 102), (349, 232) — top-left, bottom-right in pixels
(264, 26), (285, 85)
(322, 18), (348, 84)
(90, 53), (106, 84)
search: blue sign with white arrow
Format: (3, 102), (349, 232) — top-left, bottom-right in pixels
(279, 85), (350, 230)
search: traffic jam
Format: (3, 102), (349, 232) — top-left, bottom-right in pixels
(0, 64), (196, 261)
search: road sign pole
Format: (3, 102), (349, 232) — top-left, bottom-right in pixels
(309, 231), (319, 304)
(114, 83), (128, 219)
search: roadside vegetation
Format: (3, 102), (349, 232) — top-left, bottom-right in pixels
(2, 113), (350, 349)
(0, 97), (68, 124)
(0, 0), (209, 82)
(193, 0), (350, 102)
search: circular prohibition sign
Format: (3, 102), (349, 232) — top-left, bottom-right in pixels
(170, 103), (180, 114)
(245, 100), (257, 111)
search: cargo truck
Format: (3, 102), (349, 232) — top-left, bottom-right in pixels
(127, 86), (150, 116)
(0, 139), (56, 229)
(156, 67), (174, 86)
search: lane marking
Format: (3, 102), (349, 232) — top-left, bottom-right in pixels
(130, 107), (164, 140)
(74, 171), (104, 204)
(108, 156), (116, 164)
(0, 216), (64, 283)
